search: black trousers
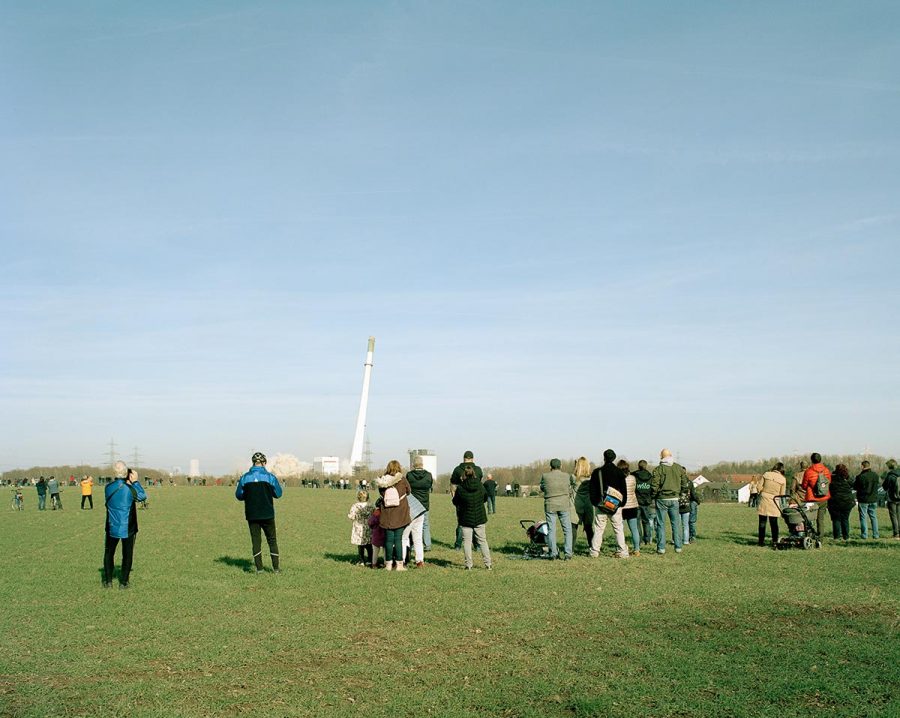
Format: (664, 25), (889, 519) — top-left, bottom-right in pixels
(104, 534), (135, 584)
(81, 495), (93, 509)
(248, 519), (279, 570)
(758, 516), (779, 545)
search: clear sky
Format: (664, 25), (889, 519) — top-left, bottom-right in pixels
(2, 2), (899, 475)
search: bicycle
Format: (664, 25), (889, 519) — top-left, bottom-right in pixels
(10, 493), (24, 511)
(50, 494), (62, 511)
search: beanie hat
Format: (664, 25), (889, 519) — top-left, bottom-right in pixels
(251, 452), (267, 464)
(603, 449), (616, 463)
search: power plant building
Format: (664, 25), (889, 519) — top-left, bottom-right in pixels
(314, 456), (341, 476)
(189, 459), (200, 477)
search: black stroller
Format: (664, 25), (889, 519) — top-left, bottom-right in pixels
(520, 519), (550, 559)
(773, 495), (822, 550)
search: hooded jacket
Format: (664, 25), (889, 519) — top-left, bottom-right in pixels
(450, 461), (483, 485)
(235, 465), (283, 521)
(405, 469), (434, 511)
(452, 476), (488, 527)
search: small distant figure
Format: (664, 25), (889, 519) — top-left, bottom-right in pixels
(103, 463), (146, 588)
(347, 490), (373, 566)
(854, 461), (880, 539)
(505, 483), (512, 497)
(882, 459), (900, 539)
(80, 475), (94, 510)
(483, 473), (497, 515)
(235, 452), (283, 573)
(36, 477), (47, 511)
(539, 458), (575, 560)
(47, 476), (62, 510)
(12, 487), (24, 511)
(368, 499), (386, 568)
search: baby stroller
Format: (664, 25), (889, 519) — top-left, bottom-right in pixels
(520, 519), (550, 559)
(773, 495), (822, 550)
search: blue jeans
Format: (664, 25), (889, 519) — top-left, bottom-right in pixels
(625, 516), (640, 552)
(681, 512), (691, 544)
(422, 511), (432, 550)
(656, 499), (683, 553)
(857, 503), (879, 538)
(486, 496), (496, 514)
(38, 494), (46, 510)
(639, 505), (656, 544)
(545, 509), (572, 558)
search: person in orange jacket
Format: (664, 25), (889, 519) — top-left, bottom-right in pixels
(80, 475), (94, 510)
(800, 452), (831, 539)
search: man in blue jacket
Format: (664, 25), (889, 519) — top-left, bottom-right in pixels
(235, 452), (283, 573)
(103, 462), (147, 589)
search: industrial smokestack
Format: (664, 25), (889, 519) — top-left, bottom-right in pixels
(349, 336), (375, 469)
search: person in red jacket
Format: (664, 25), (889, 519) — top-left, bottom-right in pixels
(800, 452), (832, 539)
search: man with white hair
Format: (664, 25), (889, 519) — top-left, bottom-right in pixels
(103, 461), (147, 588)
(235, 452), (283, 573)
(406, 455), (434, 559)
(650, 449), (690, 555)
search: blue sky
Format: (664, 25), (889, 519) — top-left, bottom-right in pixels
(2, 1), (899, 474)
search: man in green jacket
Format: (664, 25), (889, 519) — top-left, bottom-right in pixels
(854, 461), (880, 539)
(650, 449), (690, 554)
(539, 459), (576, 560)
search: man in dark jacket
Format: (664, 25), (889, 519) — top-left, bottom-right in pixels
(450, 451), (483, 549)
(632, 460), (655, 546)
(588, 449), (629, 558)
(36, 476), (47, 511)
(483, 473), (498, 514)
(854, 461), (880, 539)
(452, 474), (492, 570)
(103, 462), (147, 588)
(235, 452), (283, 573)
(882, 459), (900, 539)
(406, 457), (434, 552)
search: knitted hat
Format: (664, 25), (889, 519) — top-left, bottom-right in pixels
(251, 452), (267, 464)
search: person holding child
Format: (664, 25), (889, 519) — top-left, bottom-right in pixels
(347, 490), (373, 566)
(375, 460), (411, 571)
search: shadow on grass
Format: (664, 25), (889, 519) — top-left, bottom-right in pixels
(323, 552), (363, 565)
(429, 539), (457, 549)
(215, 555), (254, 572)
(717, 531), (765, 547)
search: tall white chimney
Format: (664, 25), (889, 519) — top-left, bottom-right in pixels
(349, 336), (375, 469)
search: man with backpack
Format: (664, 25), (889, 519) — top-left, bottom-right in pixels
(235, 452), (283, 573)
(801, 452), (831, 540)
(451, 451), (483, 550)
(881, 459), (900, 539)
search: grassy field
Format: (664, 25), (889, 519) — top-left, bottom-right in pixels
(1, 486), (898, 718)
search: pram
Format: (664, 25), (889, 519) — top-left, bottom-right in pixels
(520, 519), (550, 559)
(773, 495), (822, 550)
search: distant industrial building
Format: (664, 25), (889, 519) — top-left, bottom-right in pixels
(189, 459), (200, 477)
(314, 456), (341, 476)
(408, 449), (437, 479)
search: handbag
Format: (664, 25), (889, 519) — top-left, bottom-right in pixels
(598, 487), (623, 516)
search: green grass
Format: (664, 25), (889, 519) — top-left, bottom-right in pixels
(2, 487), (898, 718)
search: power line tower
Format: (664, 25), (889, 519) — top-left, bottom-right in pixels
(363, 436), (373, 471)
(131, 446), (142, 471)
(103, 438), (118, 470)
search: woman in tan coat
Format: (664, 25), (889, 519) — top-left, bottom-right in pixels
(755, 462), (787, 547)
